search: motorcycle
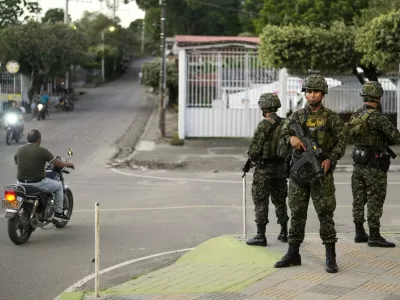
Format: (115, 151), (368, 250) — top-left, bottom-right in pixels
(3, 113), (21, 145)
(59, 96), (74, 112)
(2, 148), (75, 245)
(37, 103), (48, 120)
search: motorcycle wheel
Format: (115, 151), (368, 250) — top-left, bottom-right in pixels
(54, 188), (74, 228)
(69, 103), (74, 112)
(8, 210), (33, 245)
(6, 129), (12, 145)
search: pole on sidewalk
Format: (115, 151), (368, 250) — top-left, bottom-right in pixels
(95, 202), (100, 297)
(242, 174), (247, 239)
(64, 0), (69, 89)
(159, 0), (166, 137)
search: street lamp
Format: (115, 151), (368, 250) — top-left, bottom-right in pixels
(101, 26), (116, 83)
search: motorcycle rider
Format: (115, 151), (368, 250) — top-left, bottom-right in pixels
(14, 129), (74, 221)
(6, 101), (24, 137)
(40, 89), (50, 118)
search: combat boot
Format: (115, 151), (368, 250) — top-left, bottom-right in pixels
(354, 222), (368, 243)
(274, 243), (301, 268)
(368, 228), (395, 248)
(277, 221), (288, 243)
(246, 223), (267, 246)
(325, 243), (338, 273)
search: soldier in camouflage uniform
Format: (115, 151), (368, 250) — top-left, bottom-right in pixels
(245, 93), (289, 247)
(347, 81), (400, 248)
(274, 74), (347, 273)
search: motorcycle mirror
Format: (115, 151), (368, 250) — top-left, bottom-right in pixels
(68, 148), (74, 156)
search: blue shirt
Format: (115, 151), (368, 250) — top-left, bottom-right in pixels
(40, 94), (49, 104)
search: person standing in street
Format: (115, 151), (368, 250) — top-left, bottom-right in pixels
(243, 93), (289, 247)
(347, 81), (400, 248)
(274, 74), (347, 273)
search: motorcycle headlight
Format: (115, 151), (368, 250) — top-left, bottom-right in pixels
(5, 114), (18, 124)
(37, 104), (43, 111)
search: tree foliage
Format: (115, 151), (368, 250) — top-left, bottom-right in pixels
(141, 58), (178, 104)
(0, 0), (41, 27)
(0, 21), (88, 98)
(254, 0), (368, 33)
(42, 8), (69, 24)
(259, 22), (358, 75)
(355, 10), (400, 71)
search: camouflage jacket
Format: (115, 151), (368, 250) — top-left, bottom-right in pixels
(347, 104), (400, 147)
(248, 112), (281, 162)
(279, 105), (347, 163)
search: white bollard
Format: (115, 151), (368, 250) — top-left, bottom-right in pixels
(242, 175), (247, 239)
(95, 202), (100, 297)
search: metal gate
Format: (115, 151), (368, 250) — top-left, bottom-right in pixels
(0, 73), (22, 112)
(185, 51), (279, 137)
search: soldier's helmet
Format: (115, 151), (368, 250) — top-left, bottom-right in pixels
(301, 74), (329, 94)
(360, 81), (383, 98)
(258, 93), (281, 110)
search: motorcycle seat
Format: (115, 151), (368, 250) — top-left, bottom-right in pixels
(20, 185), (52, 197)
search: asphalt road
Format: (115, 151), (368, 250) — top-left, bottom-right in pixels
(1, 62), (400, 300)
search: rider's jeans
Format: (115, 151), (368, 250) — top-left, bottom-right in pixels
(17, 178), (64, 213)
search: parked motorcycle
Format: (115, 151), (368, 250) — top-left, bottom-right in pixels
(37, 103), (48, 120)
(2, 149), (75, 245)
(3, 113), (21, 145)
(59, 96), (74, 112)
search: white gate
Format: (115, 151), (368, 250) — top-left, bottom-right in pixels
(178, 50), (282, 138)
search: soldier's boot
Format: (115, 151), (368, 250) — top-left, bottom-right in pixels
(368, 227), (396, 248)
(325, 243), (338, 273)
(246, 223), (267, 246)
(274, 243), (301, 268)
(277, 221), (288, 243)
(354, 222), (369, 243)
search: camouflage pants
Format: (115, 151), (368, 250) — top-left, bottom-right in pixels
(251, 169), (289, 225)
(351, 166), (387, 229)
(288, 172), (337, 244)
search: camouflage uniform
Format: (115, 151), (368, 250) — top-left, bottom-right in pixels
(245, 93), (289, 247)
(274, 74), (347, 274)
(347, 81), (400, 248)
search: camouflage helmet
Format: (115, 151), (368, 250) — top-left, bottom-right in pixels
(301, 74), (329, 94)
(360, 81), (383, 98)
(258, 93), (281, 110)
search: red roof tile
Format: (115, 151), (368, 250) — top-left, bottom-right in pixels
(175, 35), (260, 46)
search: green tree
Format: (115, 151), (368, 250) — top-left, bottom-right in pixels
(258, 21), (379, 83)
(254, 0), (368, 34)
(0, 22), (88, 99)
(42, 8), (69, 23)
(75, 12), (137, 77)
(355, 10), (400, 72)
(0, 0), (41, 27)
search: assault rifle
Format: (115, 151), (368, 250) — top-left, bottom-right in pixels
(289, 118), (325, 185)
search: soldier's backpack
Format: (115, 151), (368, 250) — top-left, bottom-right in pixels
(265, 116), (291, 159)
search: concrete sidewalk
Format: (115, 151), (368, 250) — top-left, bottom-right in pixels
(111, 108), (400, 173)
(60, 233), (400, 300)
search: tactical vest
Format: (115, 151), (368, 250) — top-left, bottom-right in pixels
(296, 108), (333, 153)
(348, 108), (387, 148)
(262, 116), (286, 159)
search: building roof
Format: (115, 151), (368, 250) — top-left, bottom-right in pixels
(175, 35), (260, 48)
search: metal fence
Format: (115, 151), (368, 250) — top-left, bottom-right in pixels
(178, 49), (400, 138)
(286, 75), (399, 114)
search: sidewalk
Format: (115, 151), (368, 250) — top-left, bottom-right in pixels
(60, 233), (400, 300)
(111, 108), (400, 173)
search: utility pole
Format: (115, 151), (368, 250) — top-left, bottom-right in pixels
(64, 0), (69, 89)
(141, 11), (146, 53)
(112, 0), (116, 21)
(159, 0), (166, 137)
